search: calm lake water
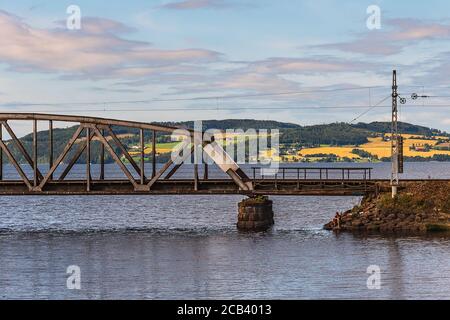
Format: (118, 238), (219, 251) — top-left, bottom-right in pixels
(0, 162), (450, 299)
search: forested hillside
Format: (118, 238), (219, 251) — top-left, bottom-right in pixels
(4, 119), (448, 164)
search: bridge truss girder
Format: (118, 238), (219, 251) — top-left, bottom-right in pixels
(0, 113), (253, 194)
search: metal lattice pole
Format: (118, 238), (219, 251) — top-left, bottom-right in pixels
(391, 70), (399, 197)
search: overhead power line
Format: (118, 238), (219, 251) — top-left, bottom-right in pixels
(349, 95), (392, 123)
(3, 104), (450, 113)
(0, 86), (386, 108)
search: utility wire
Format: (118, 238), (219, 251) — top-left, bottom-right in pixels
(4, 104), (450, 113)
(349, 95), (391, 123)
(0, 86), (387, 108)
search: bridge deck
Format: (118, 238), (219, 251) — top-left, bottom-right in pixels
(0, 179), (445, 196)
(0, 179), (371, 195)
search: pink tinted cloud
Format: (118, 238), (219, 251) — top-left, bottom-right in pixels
(0, 9), (381, 96)
(389, 18), (450, 41)
(161, 0), (229, 10)
(71, 17), (136, 35)
(0, 10), (220, 78)
(167, 56), (375, 95)
(317, 18), (450, 56)
(247, 57), (371, 74)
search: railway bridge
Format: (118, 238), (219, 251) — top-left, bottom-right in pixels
(0, 113), (433, 230)
(0, 113), (379, 196)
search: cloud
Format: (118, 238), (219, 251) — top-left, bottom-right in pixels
(164, 56), (379, 96)
(208, 72), (301, 93)
(0, 9), (387, 100)
(67, 17), (136, 35)
(0, 10), (220, 79)
(160, 0), (230, 10)
(405, 50), (450, 87)
(245, 57), (374, 74)
(317, 18), (450, 56)
(88, 86), (142, 94)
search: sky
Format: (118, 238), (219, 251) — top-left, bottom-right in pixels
(1, 0), (450, 135)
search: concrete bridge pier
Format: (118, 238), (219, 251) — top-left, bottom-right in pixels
(237, 196), (274, 231)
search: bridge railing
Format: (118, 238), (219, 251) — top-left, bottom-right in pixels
(251, 167), (372, 181)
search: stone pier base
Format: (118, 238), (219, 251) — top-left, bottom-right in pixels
(237, 196), (274, 231)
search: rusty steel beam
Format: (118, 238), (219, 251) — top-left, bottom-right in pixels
(140, 128), (145, 184)
(148, 160), (174, 189)
(1, 121), (44, 180)
(92, 126), (141, 191)
(105, 126), (144, 180)
(33, 119), (38, 186)
(148, 143), (196, 189)
(0, 113), (191, 135)
(49, 120), (53, 180)
(38, 126), (84, 190)
(204, 163), (208, 180)
(0, 179), (380, 196)
(152, 130), (156, 178)
(0, 139), (33, 190)
(59, 130), (95, 180)
(227, 169), (249, 191)
(194, 164), (199, 191)
(164, 145), (195, 180)
(165, 163), (183, 180)
(0, 123), (2, 180)
(100, 129), (105, 180)
(86, 127), (91, 192)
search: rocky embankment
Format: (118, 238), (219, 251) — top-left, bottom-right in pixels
(324, 181), (450, 233)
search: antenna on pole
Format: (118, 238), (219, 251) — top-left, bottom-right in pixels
(391, 70), (399, 197)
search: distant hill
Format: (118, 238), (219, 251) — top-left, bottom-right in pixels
(282, 123), (371, 146)
(5, 119), (449, 164)
(352, 121), (446, 137)
(157, 119), (301, 131)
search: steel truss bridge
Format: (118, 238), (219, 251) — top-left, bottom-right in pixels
(0, 113), (431, 197)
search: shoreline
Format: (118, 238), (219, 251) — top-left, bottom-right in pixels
(324, 181), (450, 234)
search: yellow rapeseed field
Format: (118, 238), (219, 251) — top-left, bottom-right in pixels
(261, 149), (282, 162)
(298, 135), (450, 160)
(299, 146), (357, 158)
